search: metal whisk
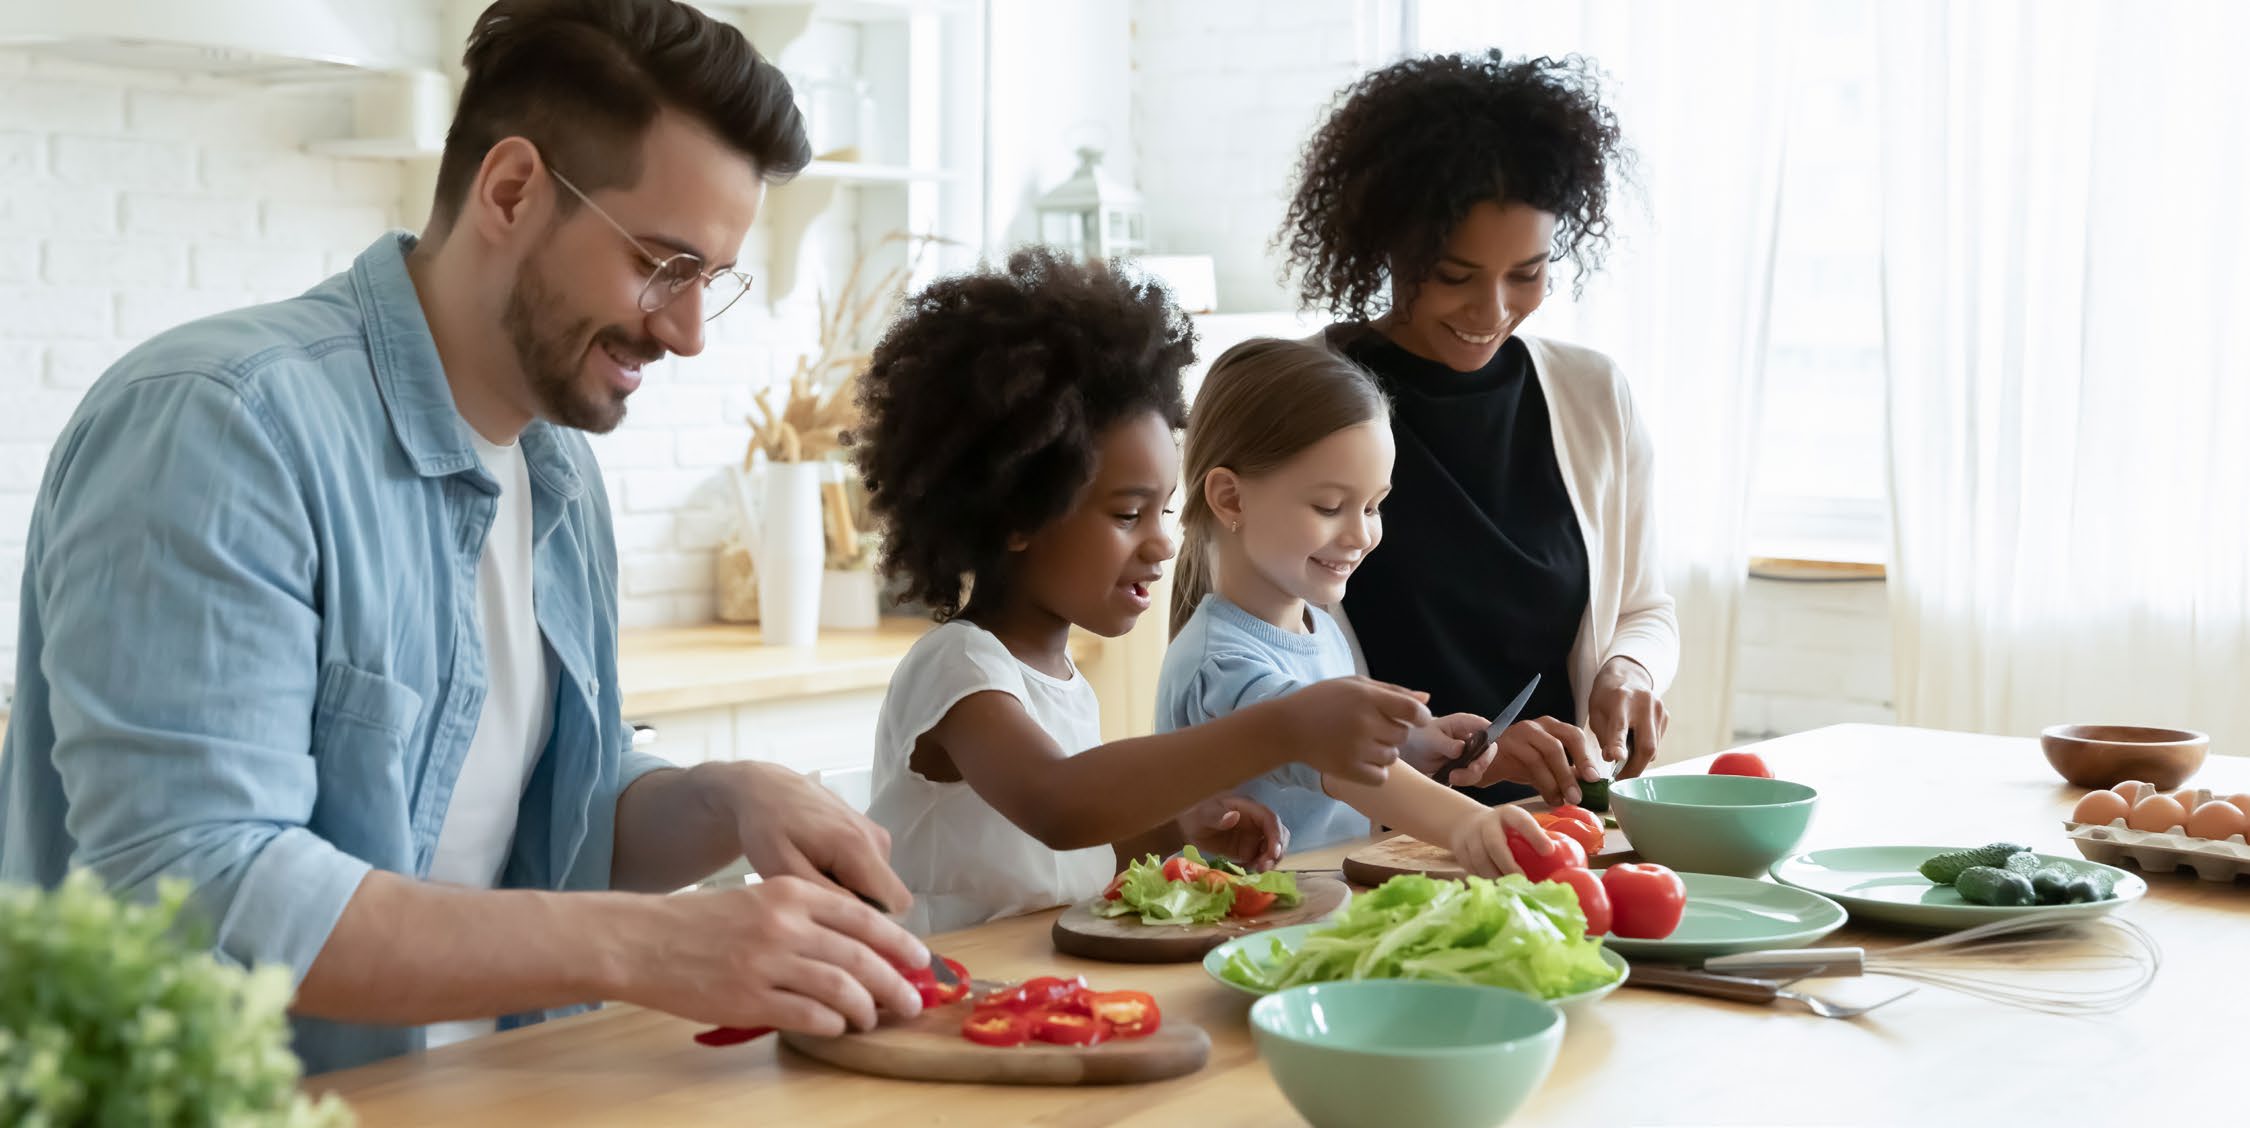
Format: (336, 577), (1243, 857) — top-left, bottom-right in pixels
(1703, 911), (2161, 1015)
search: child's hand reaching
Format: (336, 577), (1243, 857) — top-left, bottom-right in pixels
(1178, 794), (1289, 872)
(1466, 718), (1600, 807)
(1445, 802), (1555, 879)
(1279, 677), (1432, 785)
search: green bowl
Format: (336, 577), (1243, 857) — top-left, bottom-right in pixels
(1609, 774), (1818, 877)
(1249, 981), (1563, 1128)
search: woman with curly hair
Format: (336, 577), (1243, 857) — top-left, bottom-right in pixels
(852, 247), (1443, 934)
(1277, 50), (1680, 802)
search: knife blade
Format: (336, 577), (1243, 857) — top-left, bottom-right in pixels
(819, 867), (958, 989)
(1435, 672), (1541, 782)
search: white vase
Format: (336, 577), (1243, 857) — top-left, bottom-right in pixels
(819, 568), (880, 630)
(756, 462), (826, 647)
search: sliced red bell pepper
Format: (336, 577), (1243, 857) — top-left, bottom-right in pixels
(1085, 990), (1161, 1038)
(961, 1007), (1034, 1047)
(1031, 1011), (1111, 1046)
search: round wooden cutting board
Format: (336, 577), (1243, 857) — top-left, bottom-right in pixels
(1048, 875), (1351, 963)
(780, 998), (1210, 1086)
(1343, 816), (1633, 886)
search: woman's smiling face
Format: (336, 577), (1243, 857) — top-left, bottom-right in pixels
(1384, 200), (1558, 372)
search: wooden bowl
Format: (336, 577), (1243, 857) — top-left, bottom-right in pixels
(2040, 724), (2209, 790)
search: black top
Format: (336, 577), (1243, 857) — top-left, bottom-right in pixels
(1337, 329), (1591, 805)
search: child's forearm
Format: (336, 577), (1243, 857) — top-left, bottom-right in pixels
(942, 693), (1300, 851)
(1325, 766), (1490, 847)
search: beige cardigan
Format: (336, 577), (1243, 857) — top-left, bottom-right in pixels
(1321, 331), (1681, 722)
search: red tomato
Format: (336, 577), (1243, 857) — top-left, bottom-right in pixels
(1506, 830), (1587, 882)
(961, 1008), (1033, 1047)
(1228, 886), (1278, 918)
(1546, 816), (1603, 857)
(1160, 856), (1209, 884)
(1708, 752), (1773, 778)
(1031, 1011), (1111, 1046)
(1085, 990), (1162, 1038)
(1603, 863), (1687, 939)
(1548, 805), (1603, 832)
(1550, 868), (1612, 936)
(1101, 873), (1126, 901)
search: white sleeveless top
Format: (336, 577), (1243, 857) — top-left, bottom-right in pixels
(867, 620), (1116, 936)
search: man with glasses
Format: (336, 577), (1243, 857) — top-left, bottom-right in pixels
(0, 0), (929, 1074)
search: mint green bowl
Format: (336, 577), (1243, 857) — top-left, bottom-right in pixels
(1609, 774), (1818, 877)
(1249, 981), (1563, 1128)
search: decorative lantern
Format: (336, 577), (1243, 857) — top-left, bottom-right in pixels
(1034, 146), (1145, 260)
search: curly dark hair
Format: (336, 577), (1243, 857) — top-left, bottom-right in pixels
(853, 247), (1195, 621)
(1278, 50), (1631, 322)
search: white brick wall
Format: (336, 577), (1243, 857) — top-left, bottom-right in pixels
(1130, 0), (1382, 313)
(1731, 577), (1896, 743)
(0, 51), (418, 672)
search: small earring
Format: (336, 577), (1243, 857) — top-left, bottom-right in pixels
(1230, 520), (1241, 534)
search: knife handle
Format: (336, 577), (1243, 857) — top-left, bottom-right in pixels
(1623, 963), (1783, 1005)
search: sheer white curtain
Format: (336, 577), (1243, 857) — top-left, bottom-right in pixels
(1879, 0), (2250, 753)
(1414, 1), (1800, 759)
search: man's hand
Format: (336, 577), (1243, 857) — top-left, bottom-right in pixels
(613, 876), (928, 1035)
(692, 761), (913, 913)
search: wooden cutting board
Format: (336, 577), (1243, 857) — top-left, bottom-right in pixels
(1048, 875), (1351, 963)
(1343, 809), (1633, 886)
(780, 997), (1210, 1086)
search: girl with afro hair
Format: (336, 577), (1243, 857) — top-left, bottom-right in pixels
(853, 247), (1440, 935)
(1278, 50), (1681, 803)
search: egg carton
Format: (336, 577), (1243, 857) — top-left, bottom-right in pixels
(2061, 818), (2250, 883)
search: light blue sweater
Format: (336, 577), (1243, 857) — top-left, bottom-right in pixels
(1155, 593), (1371, 851)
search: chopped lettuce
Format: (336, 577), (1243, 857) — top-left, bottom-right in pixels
(1218, 873), (1620, 1000)
(1090, 846), (1302, 925)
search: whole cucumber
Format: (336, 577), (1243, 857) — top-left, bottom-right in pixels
(1955, 865), (2037, 907)
(1919, 843), (2032, 885)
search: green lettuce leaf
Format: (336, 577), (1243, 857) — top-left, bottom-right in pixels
(1089, 847), (1301, 925)
(1215, 873), (1619, 1001)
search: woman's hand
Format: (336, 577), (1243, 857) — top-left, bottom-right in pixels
(1467, 717), (1596, 805)
(1588, 657), (1669, 778)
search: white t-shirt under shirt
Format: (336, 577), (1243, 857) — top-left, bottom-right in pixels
(866, 620), (1116, 936)
(424, 430), (557, 1049)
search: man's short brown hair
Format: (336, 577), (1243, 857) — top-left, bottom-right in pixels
(430, 0), (810, 229)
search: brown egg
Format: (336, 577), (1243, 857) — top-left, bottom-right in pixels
(2113, 780), (2153, 804)
(2070, 790), (2131, 826)
(2228, 794), (2250, 818)
(2186, 799), (2250, 842)
(2169, 787), (2210, 810)
(2127, 793), (2189, 833)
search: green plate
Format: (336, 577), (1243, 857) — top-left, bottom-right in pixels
(1202, 923), (1628, 1014)
(1769, 846), (2147, 930)
(1591, 870), (1847, 963)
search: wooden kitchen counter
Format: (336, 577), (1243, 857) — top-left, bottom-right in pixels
(617, 618), (1102, 716)
(310, 725), (2248, 1125)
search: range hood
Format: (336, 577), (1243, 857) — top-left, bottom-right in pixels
(0, 0), (419, 81)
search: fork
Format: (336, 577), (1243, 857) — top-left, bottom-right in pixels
(1624, 963), (1916, 1019)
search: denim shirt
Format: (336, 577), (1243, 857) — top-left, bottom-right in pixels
(0, 232), (671, 1075)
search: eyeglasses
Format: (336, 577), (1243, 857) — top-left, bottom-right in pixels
(547, 165), (753, 321)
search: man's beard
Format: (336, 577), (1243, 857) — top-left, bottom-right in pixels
(501, 256), (662, 434)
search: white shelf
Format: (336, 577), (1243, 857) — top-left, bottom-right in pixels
(731, 0), (969, 20)
(798, 159), (957, 185)
(305, 137), (440, 160)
